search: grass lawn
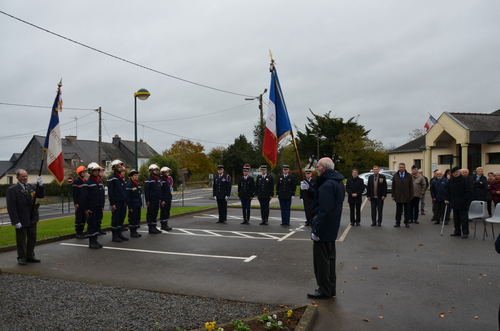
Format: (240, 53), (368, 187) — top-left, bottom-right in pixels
(0, 206), (214, 248)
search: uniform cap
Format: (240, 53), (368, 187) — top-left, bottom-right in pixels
(305, 169), (312, 173)
(217, 165), (224, 169)
(128, 169), (139, 177)
(260, 165), (267, 170)
(243, 164), (250, 171)
(282, 165), (290, 169)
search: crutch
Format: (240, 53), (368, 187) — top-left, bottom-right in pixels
(440, 204), (448, 236)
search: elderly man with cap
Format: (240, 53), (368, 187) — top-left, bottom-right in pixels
(213, 165), (232, 223)
(238, 164), (255, 224)
(276, 165), (296, 226)
(445, 166), (473, 238)
(73, 165), (88, 239)
(125, 169), (142, 238)
(255, 165), (274, 225)
(300, 169), (316, 226)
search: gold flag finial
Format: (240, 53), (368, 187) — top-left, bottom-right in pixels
(58, 79), (63, 89)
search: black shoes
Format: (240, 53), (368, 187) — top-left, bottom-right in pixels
(26, 257), (41, 263)
(394, 224), (400, 227)
(462, 234), (468, 238)
(18, 258), (27, 265)
(450, 233), (461, 237)
(307, 290), (331, 299)
(405, 224), (410, 228)
(414, 221), (420, 224)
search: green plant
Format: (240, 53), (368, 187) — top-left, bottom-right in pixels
(258, 311), (285, 330)
(229, 319), (251, 331)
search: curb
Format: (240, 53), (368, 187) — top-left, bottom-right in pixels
(0, 207), (218, 253)
(189, 304), (317, 331)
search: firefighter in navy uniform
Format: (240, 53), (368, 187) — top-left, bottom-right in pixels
(255, 165), (274, 225)
(144, 164), (162, 234)
(276, 165), (296, 226)
(300, 169), (316, 226)
(125, 169), (142, 238)
(238, 164), (255, 224)
(81, 162), (105, 249)
(73, 166), (88, 239)
(213, 165), (232, 223)
(160, 166), (173, 231)
(108, 159), (129, 242)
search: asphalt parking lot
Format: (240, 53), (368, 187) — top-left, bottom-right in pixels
(0, 196), (499, 330)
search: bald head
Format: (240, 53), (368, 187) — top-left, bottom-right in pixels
(317, 157), (335, 175)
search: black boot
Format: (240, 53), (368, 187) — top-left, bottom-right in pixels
(241, 211), (248, 224)
(75, 228), (86, 239)
(149, 224), (161, 234)
(111, 229), (122, 242)
(118, 229), (129, 241)
(161, 221), (172, 231)
(246, 210), (251, 224)
(260, 210), (269, 225)
(89, 236), (100, 249)
(130, 228), (142, 238)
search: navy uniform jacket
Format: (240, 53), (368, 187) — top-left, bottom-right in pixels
(255, 175), (274, 199)
(107, 172), (126, 205)
(81, 176), (105, 210)
(160, 176), (173, 202)
(238, 176), (255, 199)
(125, 180), (142, 209)
(276, 174), (296, 199)
(144, 175), (162, 204)
(300, 177), (316, 199)
(7, 182), (45, 227)
(366, 173), (388, 199)
(72, 176), (86, 205)
(213, 173), (232, 199)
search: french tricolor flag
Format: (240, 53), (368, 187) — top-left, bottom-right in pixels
(43, 82), (65, 185)
(424, 115), (438, 133)
(262, 60), (292, 169)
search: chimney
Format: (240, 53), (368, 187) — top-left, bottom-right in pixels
(112, 134), (121, 146)
(66, 135), (77, 144)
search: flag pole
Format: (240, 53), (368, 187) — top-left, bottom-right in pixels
(269, 54), (311, 220)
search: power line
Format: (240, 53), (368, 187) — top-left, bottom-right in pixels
(0, 10), (254, 98)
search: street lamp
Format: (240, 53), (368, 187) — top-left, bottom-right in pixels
(134, 88), (150, 170)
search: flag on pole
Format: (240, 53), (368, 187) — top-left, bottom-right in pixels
(43, 81), (64, 185)
(424, 114), (438, 133)
(262, 58), (292, 169)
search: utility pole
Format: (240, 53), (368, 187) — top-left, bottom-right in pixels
(95, 107), (102, 166)
(71, 116), (78, 136)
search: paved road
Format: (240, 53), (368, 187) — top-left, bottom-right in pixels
(0, 196), (499, 330)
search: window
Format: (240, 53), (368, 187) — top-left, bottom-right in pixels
(413, 160), (422, 169)
(439, 155), (453, 165)
(106, 161), (112, 171)
(488, 153), (500, 164)
(71, 159), (79, 168)
(7, 176), (13, 184)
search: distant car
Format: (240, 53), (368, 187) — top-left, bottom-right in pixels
(358, 172), (393, 195)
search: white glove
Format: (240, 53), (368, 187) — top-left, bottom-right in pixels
(300, 180), (309, 190)
(14, 223), (22, 229)
(311, 233), (320, 241)
(213, 196), (216, 200)
(170, 187), (173, 193)
(37, 176), (43, 185)
(300, 198), (303, 203)
(291, 196), (294, 200)
(225, 196), (229, 201)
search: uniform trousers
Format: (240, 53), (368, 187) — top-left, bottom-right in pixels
(111, 201), (127, 229)
(240, 198), (251, 212)
(279, 198), (291, 224)
(128, 207), (141, 229)
(160, 200), (172, 220)
(74, 207), (87, 232)
(313, 240), (336, 297)
(15, 223), (37, 259)
(87, 207), (103, 237)
(216, 198), (228, 221)
(395, 202), (410, 224)
(370, 198), (384, 224)
(147, 201), (160, 226)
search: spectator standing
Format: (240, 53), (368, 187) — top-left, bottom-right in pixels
(345, 169), (364, 226)
(301, 157), (344, 299)
(255, 165), (274, 225)
(430, 170), (448, 224)
(418, 169), (429, 215)
(487, 171), (495, 216)
(488, 172), (500, 206)
(300, 169), (316, 226)
(410, 165), (425, 224)
(276, 165), (296, 226)
(366, 165), (387, 226)
(6, 169), (45, 265)
(446, 166), (473, 238)
(392, 163), (414, 228)
(238, 164), (255, 225)
(472, 167), (489, 204)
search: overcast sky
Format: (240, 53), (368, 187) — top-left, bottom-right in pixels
(1, 1), (500, 162)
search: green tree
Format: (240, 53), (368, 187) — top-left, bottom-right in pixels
(208, 146), (227, 167)
(139, 154), (179, 187)
(164, 139), (214, 181)
(221, 134), (255, 179)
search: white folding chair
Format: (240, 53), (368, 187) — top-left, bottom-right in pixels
(468, 200), (488, 239)
(484, 203), (500, 240)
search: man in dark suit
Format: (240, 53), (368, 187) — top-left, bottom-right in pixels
(255, 165), (274, 225)
(366, 165), (388, 226)
(7, 169), (45, 265)
(346, 169), (364, 226)
(276, 165), (296, 226)
(392, 163), (414, 228)
(213, 165), (232, 223)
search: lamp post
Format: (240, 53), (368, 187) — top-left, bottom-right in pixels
(134, 88), (150, 170)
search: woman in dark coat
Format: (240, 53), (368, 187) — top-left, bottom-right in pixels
(472, 167), (489, 201)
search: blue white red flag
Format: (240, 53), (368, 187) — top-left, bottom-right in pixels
(262, 59), (292, 169)
(43, 82), (64, 185)
(424, 114), (438, 133)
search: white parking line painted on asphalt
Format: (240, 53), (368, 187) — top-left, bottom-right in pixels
(278, 224), (305, 242)
(60, 243), (257, 262)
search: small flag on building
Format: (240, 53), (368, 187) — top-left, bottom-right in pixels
(43, 81), (65, 185)
(424, 115), (438, 133)
(262, 56), (292, 169)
